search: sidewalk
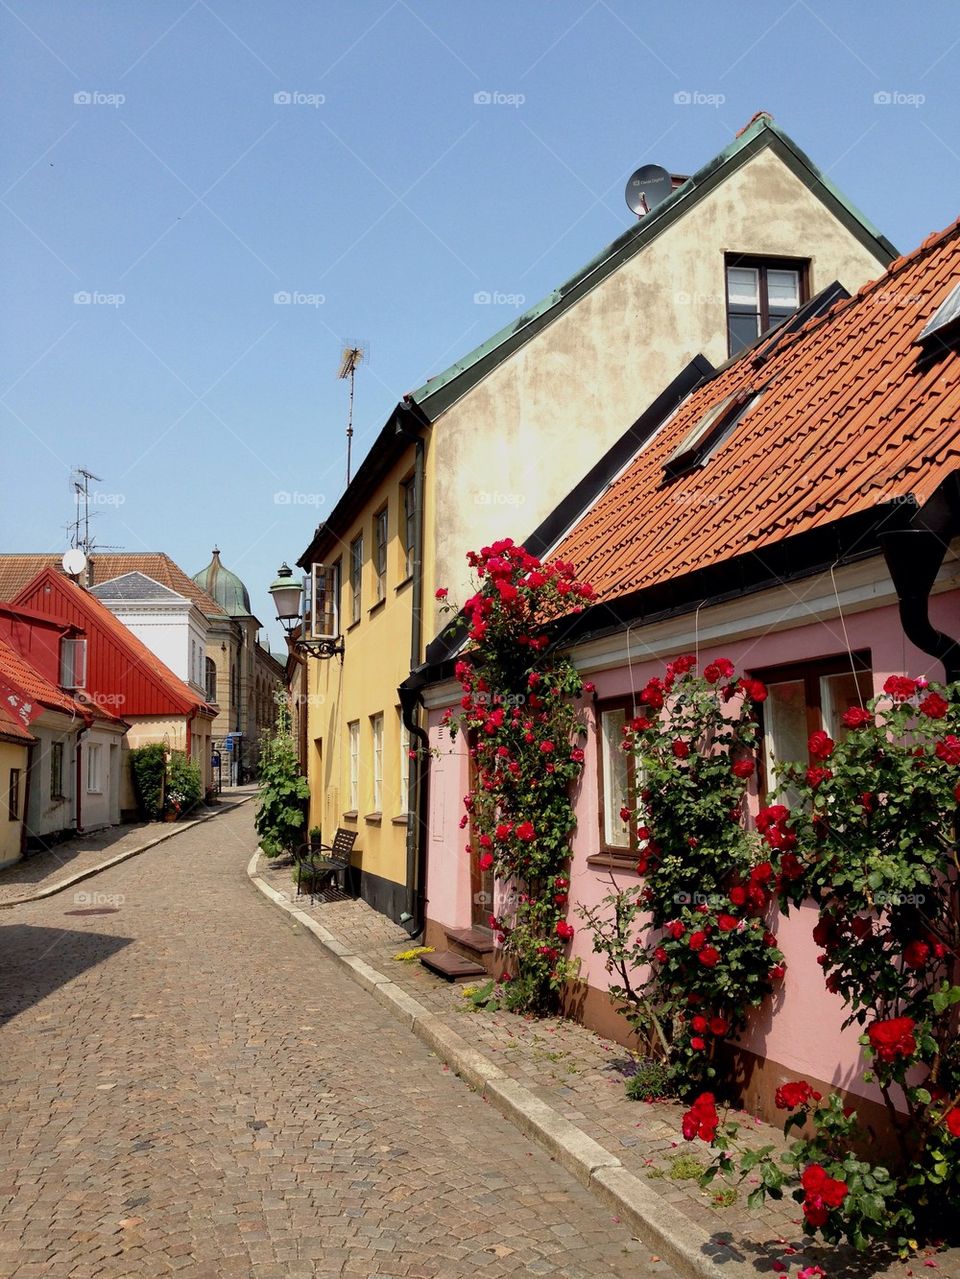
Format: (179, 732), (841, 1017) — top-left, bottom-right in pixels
(0, 787), (257, 907)
(251, 852), (958, 1279)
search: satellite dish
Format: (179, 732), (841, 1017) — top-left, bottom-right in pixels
(62, 548), (88, 578)
(625, 164), (673, 217)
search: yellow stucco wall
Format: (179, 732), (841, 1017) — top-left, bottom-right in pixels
(430, 145), (891, 607)
(0, 740), (29, 868)
(305, 448), (420, 893)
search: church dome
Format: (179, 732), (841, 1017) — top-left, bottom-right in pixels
(192, 547), (253, 617)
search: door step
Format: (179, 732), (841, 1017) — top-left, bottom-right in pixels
(419, 950), (488, 981)
(445, 926), (495, 956)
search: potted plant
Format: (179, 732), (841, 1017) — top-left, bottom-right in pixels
(309, 826), (322, 851)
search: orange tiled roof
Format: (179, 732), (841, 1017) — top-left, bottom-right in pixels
(0, 554), (227, 617)
(0, 699), (35, 744)
(554, 218), (960, 604)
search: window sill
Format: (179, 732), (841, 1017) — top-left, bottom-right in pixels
(586, 851), (641, 874)
(364, 811), (382, 825)
(395, 575), (413, 593)
(346, 619), (361, 634)
(391, 813), (409, 825)
(368, 598), (386, 618)
(342, 810), (359, 822)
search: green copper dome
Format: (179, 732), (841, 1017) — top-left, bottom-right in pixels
(192, 547), (253, 617)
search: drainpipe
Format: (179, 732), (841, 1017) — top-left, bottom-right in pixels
(75, 730), (85, 835)
(396, 401), (429, 935)
(879, 478), (960, 681)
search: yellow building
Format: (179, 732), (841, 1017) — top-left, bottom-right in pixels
(291, 115), (895, 927)
(0, 710), (32, 869)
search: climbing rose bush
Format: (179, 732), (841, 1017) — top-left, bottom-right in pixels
(440, 540), (594, 1014)
(684, 675), (960, 1248)
(580, 657), (784, 1089)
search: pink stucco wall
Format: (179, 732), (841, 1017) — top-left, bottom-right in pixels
(425, 588), (959, 1101)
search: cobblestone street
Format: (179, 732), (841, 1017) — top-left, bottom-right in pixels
(0, 804), (671, 1279)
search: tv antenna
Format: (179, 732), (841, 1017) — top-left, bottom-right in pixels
(68, 467), (121, 561)
(625, 164), (673, 218)
(337, 342), (367, 486)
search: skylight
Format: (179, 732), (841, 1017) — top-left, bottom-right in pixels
(916, 282), (960, 348)
(663, 388), (760, 479)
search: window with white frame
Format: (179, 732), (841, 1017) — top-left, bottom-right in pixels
(726, 255), (806, 356)
(347, 720), (360, 812)
(350, 535), (363, 624)
(374, 507), (388, 602)
(86, 742), (103, 793)
(755, 652), (873, 804)
(598, 704), (633, 852)
(397, 709), (410, 814)
(370, 713), (383, 812)
(50, 740), (64, 800)
(401, 478), (416, 579)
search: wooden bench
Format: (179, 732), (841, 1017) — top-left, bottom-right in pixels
(295, 829), (357, 902)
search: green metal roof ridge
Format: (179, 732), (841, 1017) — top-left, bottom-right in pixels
(408, 115), (897, 420)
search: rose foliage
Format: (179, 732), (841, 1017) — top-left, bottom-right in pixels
(440, 540), (594, 1013)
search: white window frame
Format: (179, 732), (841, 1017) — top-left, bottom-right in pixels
(371, 713), (383, 812)
(347, 720), (360, 812)
(86, 742), (103, 794)
(398, 710), (410, 815)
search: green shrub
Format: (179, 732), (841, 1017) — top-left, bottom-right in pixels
(625, 1058), (678, 1102)
(129, 744), (166, 820)
(256, 704), (310, 858)
(167, 752), (202, 817)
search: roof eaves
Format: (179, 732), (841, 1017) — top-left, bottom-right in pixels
(406, 117), (896, 422)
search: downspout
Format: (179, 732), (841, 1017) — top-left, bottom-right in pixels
(879, 477), (960, 681)
(397, 403), (429, 935)
(75, 729), (85, 835)
(21, 741), (34, 856)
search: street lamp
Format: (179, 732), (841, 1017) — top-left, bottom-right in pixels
(269, 562), (343, 659)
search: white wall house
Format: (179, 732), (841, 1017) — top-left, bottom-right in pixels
(91, 572), (210, 697)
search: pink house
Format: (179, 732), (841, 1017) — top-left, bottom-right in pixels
(414, 217), (960, 1128)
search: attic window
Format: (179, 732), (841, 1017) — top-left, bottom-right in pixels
(663, 388), (759, 479)
(916, 283), (960, 353)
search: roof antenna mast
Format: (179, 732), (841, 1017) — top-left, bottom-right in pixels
(337, 342), (367, 486)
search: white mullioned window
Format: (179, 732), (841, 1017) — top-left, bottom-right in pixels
(371, 713), (383, 812)
(347, 720), (360, 811)
(398, 710), (410, 814)
(86, 743), (103, 793)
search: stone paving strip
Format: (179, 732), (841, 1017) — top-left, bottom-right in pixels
(252, 853), (960, 1279)
(0, 790), (256, 908)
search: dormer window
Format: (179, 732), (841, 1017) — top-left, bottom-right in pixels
(60, 637), (87, 690)
(726, 255), (808, 356)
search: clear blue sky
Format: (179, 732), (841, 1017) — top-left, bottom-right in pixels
(2, 1), (958, 645)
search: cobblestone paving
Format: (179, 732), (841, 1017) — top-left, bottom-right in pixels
(0, 805), (673, 1279)
(0, 790), (254, 906)
(257, 871), (960, 1279)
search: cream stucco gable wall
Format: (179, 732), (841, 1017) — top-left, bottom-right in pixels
(430, 145), (890, 604)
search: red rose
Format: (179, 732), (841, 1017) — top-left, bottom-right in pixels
(867, 1016), (916, 1063)
(653, 946), (668, 963)
(775, 1080), (821, 1110)
(570, 747), (585, 763)
(478, 852), (494, 872)
(703, 658), (735, 684)
(903, 940), (930, 969)
(690, 1036), (706, 1051)
(738, 677), (768, 703)
(717, 914), (739, 932)
(729, 886), (747, 906)
(555, 919), (575, 942)
(516, 821), (536, 842)
(709, 1016), (728, 1037)
(731, 757), (754, 778)
(806, 765), (833, 788)
(435, 587), (448, 600)
(667, 920), (685, 940)
(691, 1015), (708, 1033)
(945, 1108), (960, 1138)
(672, 739), (690, 759)
(688, 930), (707, 952)
(769, 963), (786, 980)
(808, 730), (835, 761)
(698, 946), (720, 967)
(850, 915), (872, 939)
(539, 740), (555, 754)
(884, 674), (918, 701)
(841, 706), (872, 729)
(495, 822), (513, 840)
(936, 736), (960, 766)
(919, 692), (949, 719)
(681, 1092), (719, 1142)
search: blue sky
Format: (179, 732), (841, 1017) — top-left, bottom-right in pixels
(2, 1), (958, 645)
